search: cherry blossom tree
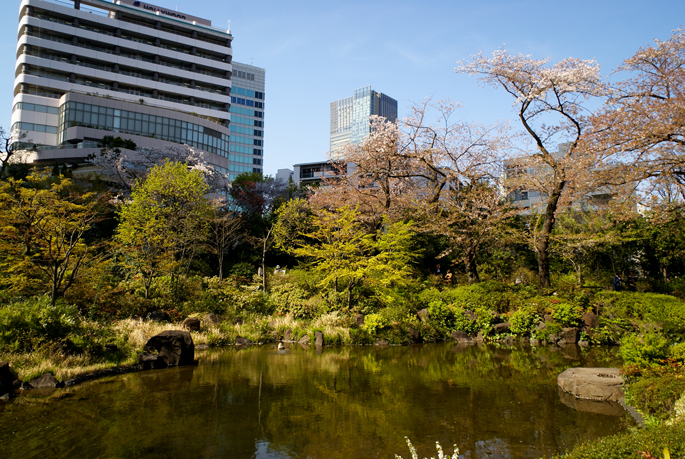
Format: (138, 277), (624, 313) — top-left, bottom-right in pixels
(590, 29), (685, 211)
(310, 101), (511, 281)
(89, 136), (226, 193)
(457, 50), (612, 288)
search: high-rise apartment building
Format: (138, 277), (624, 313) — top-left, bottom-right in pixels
(11, 0), (264, 178)
(329, 85), (397, 156)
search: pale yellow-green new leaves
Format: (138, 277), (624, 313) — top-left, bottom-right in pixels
(115, 160), (213, 298)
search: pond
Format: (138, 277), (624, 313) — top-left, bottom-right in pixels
(1, 343), (635, 459)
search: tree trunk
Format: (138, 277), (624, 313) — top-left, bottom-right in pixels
(577, 262), (582, 286)
(218, 252), (224, 282)
(464, 248), (480, 284)
(536, 182), (565, 289)
(261, 225), (273, 292)
(51, 264), (58, 306)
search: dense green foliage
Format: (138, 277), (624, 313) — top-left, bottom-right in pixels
(551, 423), (685, 459)
(0, 295), (79, 351)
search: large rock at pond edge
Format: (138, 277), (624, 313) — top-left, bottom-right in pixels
(147, 311), (170, 323)
(314, 331), (324, 346)
(582, 312), (599, 330)
(558, 388), (626, 416)
(235, 337), (252, 347)
(557, 367), (623, 402)
(450, 330), (472, 343)
(182, 317), (201, 332)
(417, 309), (430, 323)
(0, 362), (14, 395)
(206, 313), (221, 325)
(29, 373), (64, 389)
(144, 330), (195, 366)
(408, 328), (422, 343)
(493, 322), (511, 335)
(298, 334), (310, 345)
(558, 327), (579, 345)
(139, 353), (167, 370)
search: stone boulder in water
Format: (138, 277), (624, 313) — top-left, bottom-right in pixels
(144, 330), (195, 366)
(557, 367), (623, 402)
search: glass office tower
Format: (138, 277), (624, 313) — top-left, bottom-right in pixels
(329, 85), (397, 157)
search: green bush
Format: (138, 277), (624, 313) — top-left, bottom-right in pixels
(533, 321), (562, 341)
(445, 281), (525, 314)
(619, 331), (670, 367)
(595, 291), (685, 338)
(0, 296), (80, 351)
(626, 374), (685, 420)
(551, 301), (583, 327)
(550, 422), (685, 458)
(509, 307), (537, 336)
(670, 342), (685, 361)
(362, 313), (388, 335)
(269, 284), (313, 318)
(427, 300), (454, 331)
(228, 262), (256, 280)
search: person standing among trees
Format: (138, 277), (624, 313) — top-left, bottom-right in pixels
(444, 269), (453, 285)
(613, 273), (623, 292)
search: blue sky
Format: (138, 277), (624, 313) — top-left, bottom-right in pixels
(1, 0), (683, 176)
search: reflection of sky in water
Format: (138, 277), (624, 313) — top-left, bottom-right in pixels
(255, 440), (293, 459)
(473, 438), (510, 458)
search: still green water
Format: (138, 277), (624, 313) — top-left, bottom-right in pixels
(1, 343), (633, 459)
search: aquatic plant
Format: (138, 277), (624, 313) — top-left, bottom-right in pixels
(395, 437), (459, 459)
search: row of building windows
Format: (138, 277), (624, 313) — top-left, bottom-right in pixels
(229, 154), (254, 164)
(13, 102), (59, 115)
(58, 101), (230, 157)
(230, 135), (263, 146)
(231, 97), (264, 109)
(229, 144), (262, 155)
(12, 121), (58, 134)
(114, 11), (230, 48)
(228, 164), (261, 173)
(29, 10), (228, 63)
(24, 66), (228, 112)
(230, 125), (263, 137)
(233, 70), (255, 81)
(231, 115), (263, 127)
(25, 28), (228, 80)
(24, 45), (228, 97)
(229, 106), (263, 118)
(232, 87), (264, 100)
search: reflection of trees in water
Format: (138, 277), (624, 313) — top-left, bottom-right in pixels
(0, 344), (631, 459)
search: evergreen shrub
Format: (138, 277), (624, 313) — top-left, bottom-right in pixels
(595, 292), (685, 337)
(550, 423), (685, 459)
(0, 296), (80, 351)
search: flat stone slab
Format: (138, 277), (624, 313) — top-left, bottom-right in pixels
(557, 367), (623, 402)
(558, 388), (626, 416)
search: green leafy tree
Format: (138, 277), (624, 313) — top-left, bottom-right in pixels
(550, 209), (629, 285)
(0, 172), (108, 304)
(116, 160), (212, 298)
(282, 205), (417, 309)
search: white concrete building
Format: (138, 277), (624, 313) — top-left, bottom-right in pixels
(11, 0), (262, 177)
